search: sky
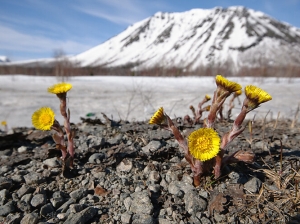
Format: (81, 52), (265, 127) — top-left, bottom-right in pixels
(1, 0), (300, 61)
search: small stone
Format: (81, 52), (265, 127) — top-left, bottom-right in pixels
(17, 184), (34, 198)
(17, 146), (28, 153)
(148, 171), (161, 183)
(184, 190), (207, 216)
(43, 157), (61, 167)
(244, 177), (262, 193)
(132, 214), (155, 224)
(23, 172), (46, 185)
(121, 212), (132, 223)
(57, 198), (76, 213)
(123, 197), (132, 211)
(31, 193), (47, 208)
(116, 158), (133, 172)
(108, 133), (123, 145)
(88, 153), (106, 164)
(0, 201), (15, 216)
(40, 203), (54, 217)
(168, 180), (194, 195)
(130, 192), (153, 215)
(4, 213), (22, 224)
(63, 206), (97, 224)
(69, 204), (86, 213)
(20, 212), (39, 224)
(0, 177), (13, 190)
(142, 140), (162, 154)
(69, 188), (88, 201)
(148, 184), (161, 193)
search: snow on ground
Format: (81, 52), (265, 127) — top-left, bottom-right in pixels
(0, 75), (299, 129)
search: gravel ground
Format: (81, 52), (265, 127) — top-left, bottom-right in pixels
(0, 115), (299, 224)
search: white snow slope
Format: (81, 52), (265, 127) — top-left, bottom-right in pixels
(73, 6), (300, 71)
(0, 75), (299, 129)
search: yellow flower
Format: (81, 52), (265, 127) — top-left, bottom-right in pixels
(149, 107), (165, 125)
(188, 128), (220, 161)
(1, 121), (7, 126)
(48, 83), (72, 94)
(215, 75), (242, 93)
(205, 94), (211, 100)
(245, 85), (272, 109)
(204, 105), (211, 111)
(32, 107), (55, 131)
(235, 89), (242, 96)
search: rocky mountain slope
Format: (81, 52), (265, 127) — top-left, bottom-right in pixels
(73, 6), (300, 71)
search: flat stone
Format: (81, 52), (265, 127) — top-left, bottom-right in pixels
(23, 172), (46, 185)
(184, 190), (207, 216)
(116, 158), (133, 172)
(63, 206), (97, 224)
(31, 193), (47, 208)
(0, 201), (15, 216)
(20, 212), (39, 224)
(130, 192), (153, 215)
(40, 203), (55, 217)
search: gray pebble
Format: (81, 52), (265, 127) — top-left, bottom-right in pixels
(130, 191), (153, 215)
(69, 188), (88, 201)
(184, 190), (207, 216)
(40, 203), (55, 217)
(20, 212), (39, 224)
(31, 193), (47, 208)
(88, 153), (106, 164)
(63, 206), (97, 224)
(244, 177), (262, 193)
(0, 201), (15, 216)
(142, 140), (162, 154)
(23, 172), (46, 185)
(0, 177), (13, 190)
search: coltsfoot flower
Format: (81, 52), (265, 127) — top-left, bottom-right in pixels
(235, 89), (242, 96)
(205, 95), (211, 100)
(245, 85), (272, 109)
(149, 107), (165, 125)
(32, 107), (55, 130)
(48, 83), (72, 94)
(216, 75), (242, 93)
(1, 121), (7, 126)
(188, 128), (220, 161)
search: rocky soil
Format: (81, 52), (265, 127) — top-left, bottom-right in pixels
(0, 116), (300, 224)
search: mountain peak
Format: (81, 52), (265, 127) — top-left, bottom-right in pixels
(73, 7), (300, 73)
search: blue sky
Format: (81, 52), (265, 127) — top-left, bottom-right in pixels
(1, 0), (300, 61)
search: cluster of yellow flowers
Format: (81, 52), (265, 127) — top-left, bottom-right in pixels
(32, 82), (75, 171)
(149, 75), (272, 186)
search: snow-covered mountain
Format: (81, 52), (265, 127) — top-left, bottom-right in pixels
(73, 6), (300, 71)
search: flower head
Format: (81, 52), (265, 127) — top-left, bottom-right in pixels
(245, 85), (272, 109)
(1, 121), (7, 126)
(205, 95), (211, 101)
(149, 107), (165, 125)
(235, 89), (242, 96)
(188, 128), (220, 161)
(48, 83), (72, 94)
(215, 75), (242, 93)
(32, 107), (55, 130)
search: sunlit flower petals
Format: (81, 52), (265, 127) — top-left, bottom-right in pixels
(245, 85), (272, 108)
(235, 89), (242, 96)
(48, 83), (72, 94)
(215, 75), (242, 93)
(205, 94), (211, 100)
(188, 128), (220, 161)
(32, 107), (55, 131)
(149, 107), (165, 125)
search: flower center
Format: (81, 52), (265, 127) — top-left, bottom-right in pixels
(197, 137), (211, 152)
(39, 113), (52, 125)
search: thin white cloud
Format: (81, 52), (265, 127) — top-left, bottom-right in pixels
(0, 24), (93, 57)
(74, 0), (173, 25)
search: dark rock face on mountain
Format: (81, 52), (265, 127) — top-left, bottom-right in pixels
(74, 6), (300, 71)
